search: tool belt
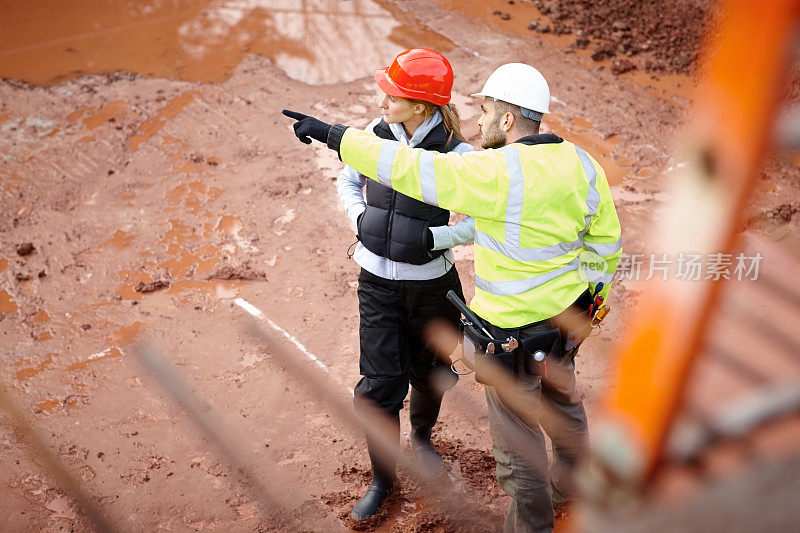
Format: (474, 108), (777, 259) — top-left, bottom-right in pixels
(459, 324), (557, 384)
(453, 290), (596, 385)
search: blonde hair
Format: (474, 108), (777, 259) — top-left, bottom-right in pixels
(406, 99), (464, 148)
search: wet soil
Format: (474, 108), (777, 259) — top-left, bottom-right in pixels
(0, 0), (453, 86)
(2, 0), (799, 531)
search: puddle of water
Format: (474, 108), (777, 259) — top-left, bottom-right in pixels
(626, 69), (694, 106)
(35, 398), (61, 414)
(101, 229), (134, 249)
(14, 353), (59, 381)
(160, 218), (201, 243)
(115, 270), (153, 299)
(67, 346), (123, 371)
(157, 219), (222, 276)
(160, 244), (221, 278)
(0, 0), (452, 87)
(164, 182), (222, 215)
(107, 322), (144, 346)
(29, 310), (50, 324)
(66, 106), (92, 122)
(81, 99), (128, 129)
(217, 215), (243, 236)
(1, 289), (19, 314)
(118, 214), (239, 296)
(167, 280), (241, 299)
(163, 134), (189, 148)
(128, 91), (199, 150)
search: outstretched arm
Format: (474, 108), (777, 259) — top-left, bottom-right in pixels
(283, 110), (504, 221)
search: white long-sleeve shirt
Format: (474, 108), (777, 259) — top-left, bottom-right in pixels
(336, 111), (475, 280)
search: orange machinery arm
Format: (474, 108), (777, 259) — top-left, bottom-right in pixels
(593, 0), (800, 489)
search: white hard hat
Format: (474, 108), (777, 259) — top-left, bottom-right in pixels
(471, 63), (550, 119)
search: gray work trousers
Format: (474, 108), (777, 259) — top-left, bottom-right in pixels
(484, 322), (589, 533)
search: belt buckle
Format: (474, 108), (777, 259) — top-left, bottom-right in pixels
(501, 337), (518, 352)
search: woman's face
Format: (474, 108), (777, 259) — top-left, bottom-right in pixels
(378, 93), (419, 124)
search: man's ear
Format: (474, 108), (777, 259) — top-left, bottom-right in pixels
(502, 112), (515, 132)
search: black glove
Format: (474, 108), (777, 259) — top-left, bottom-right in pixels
(282, 110), (332, 145)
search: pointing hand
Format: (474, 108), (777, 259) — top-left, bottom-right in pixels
(282, 110), (332, 145)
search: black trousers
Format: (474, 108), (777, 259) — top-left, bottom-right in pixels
(353, 267), (463, 416)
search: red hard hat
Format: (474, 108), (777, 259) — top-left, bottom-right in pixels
(374, 48), (454, 106)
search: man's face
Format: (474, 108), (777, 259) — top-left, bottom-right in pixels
(477, 99), (507, 149)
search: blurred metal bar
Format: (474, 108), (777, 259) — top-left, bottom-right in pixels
(586, 454), (800, 533)
(234, 302), (484, 525)
(130, 342), (312, 531)
(593, 0), (800, 496)
(0, 384), (119, 533)
(668, 382), (800, 462)
(758, 269), (800, 312)
(725, 297), (800, 362)
(705, 343), (773, 385)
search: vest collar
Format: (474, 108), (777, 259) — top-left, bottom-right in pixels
(374, 112), (455, 152)
(513, 133), (564, 146)
(387, 110), (443, 147)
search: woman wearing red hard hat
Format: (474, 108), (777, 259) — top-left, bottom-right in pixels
(336, 48), (474, 521)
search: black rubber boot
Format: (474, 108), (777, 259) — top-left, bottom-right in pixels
(409, 387), (445, 477)
(350, 418), (399, 521)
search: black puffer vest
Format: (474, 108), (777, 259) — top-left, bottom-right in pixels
(358, 120), (460, 265)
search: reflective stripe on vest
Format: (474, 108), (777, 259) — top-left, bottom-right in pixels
(475, 257), (581, 296)
(584, 239), (623, 256)
(473, 144), (612, 296)
(377, 141), (398, 187)
(419, 150), (438, 205)
(583, 267), (615, 285)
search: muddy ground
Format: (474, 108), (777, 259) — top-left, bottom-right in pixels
(2, 0), (799, 531)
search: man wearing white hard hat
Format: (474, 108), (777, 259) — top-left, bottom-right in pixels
(284, 63), (622, 532)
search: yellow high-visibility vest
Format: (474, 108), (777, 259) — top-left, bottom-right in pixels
(340, 128), (622, 328)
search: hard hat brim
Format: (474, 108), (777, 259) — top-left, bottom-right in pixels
(469, 92), (549, 114)
(375, 69), (412, 100)
(374, 68), (451, 106)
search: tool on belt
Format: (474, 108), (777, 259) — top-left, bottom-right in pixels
(447, 287), (611, 385)
(446, 291), (559, 384)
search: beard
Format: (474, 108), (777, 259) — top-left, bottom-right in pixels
(480, 114), (507, 149)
